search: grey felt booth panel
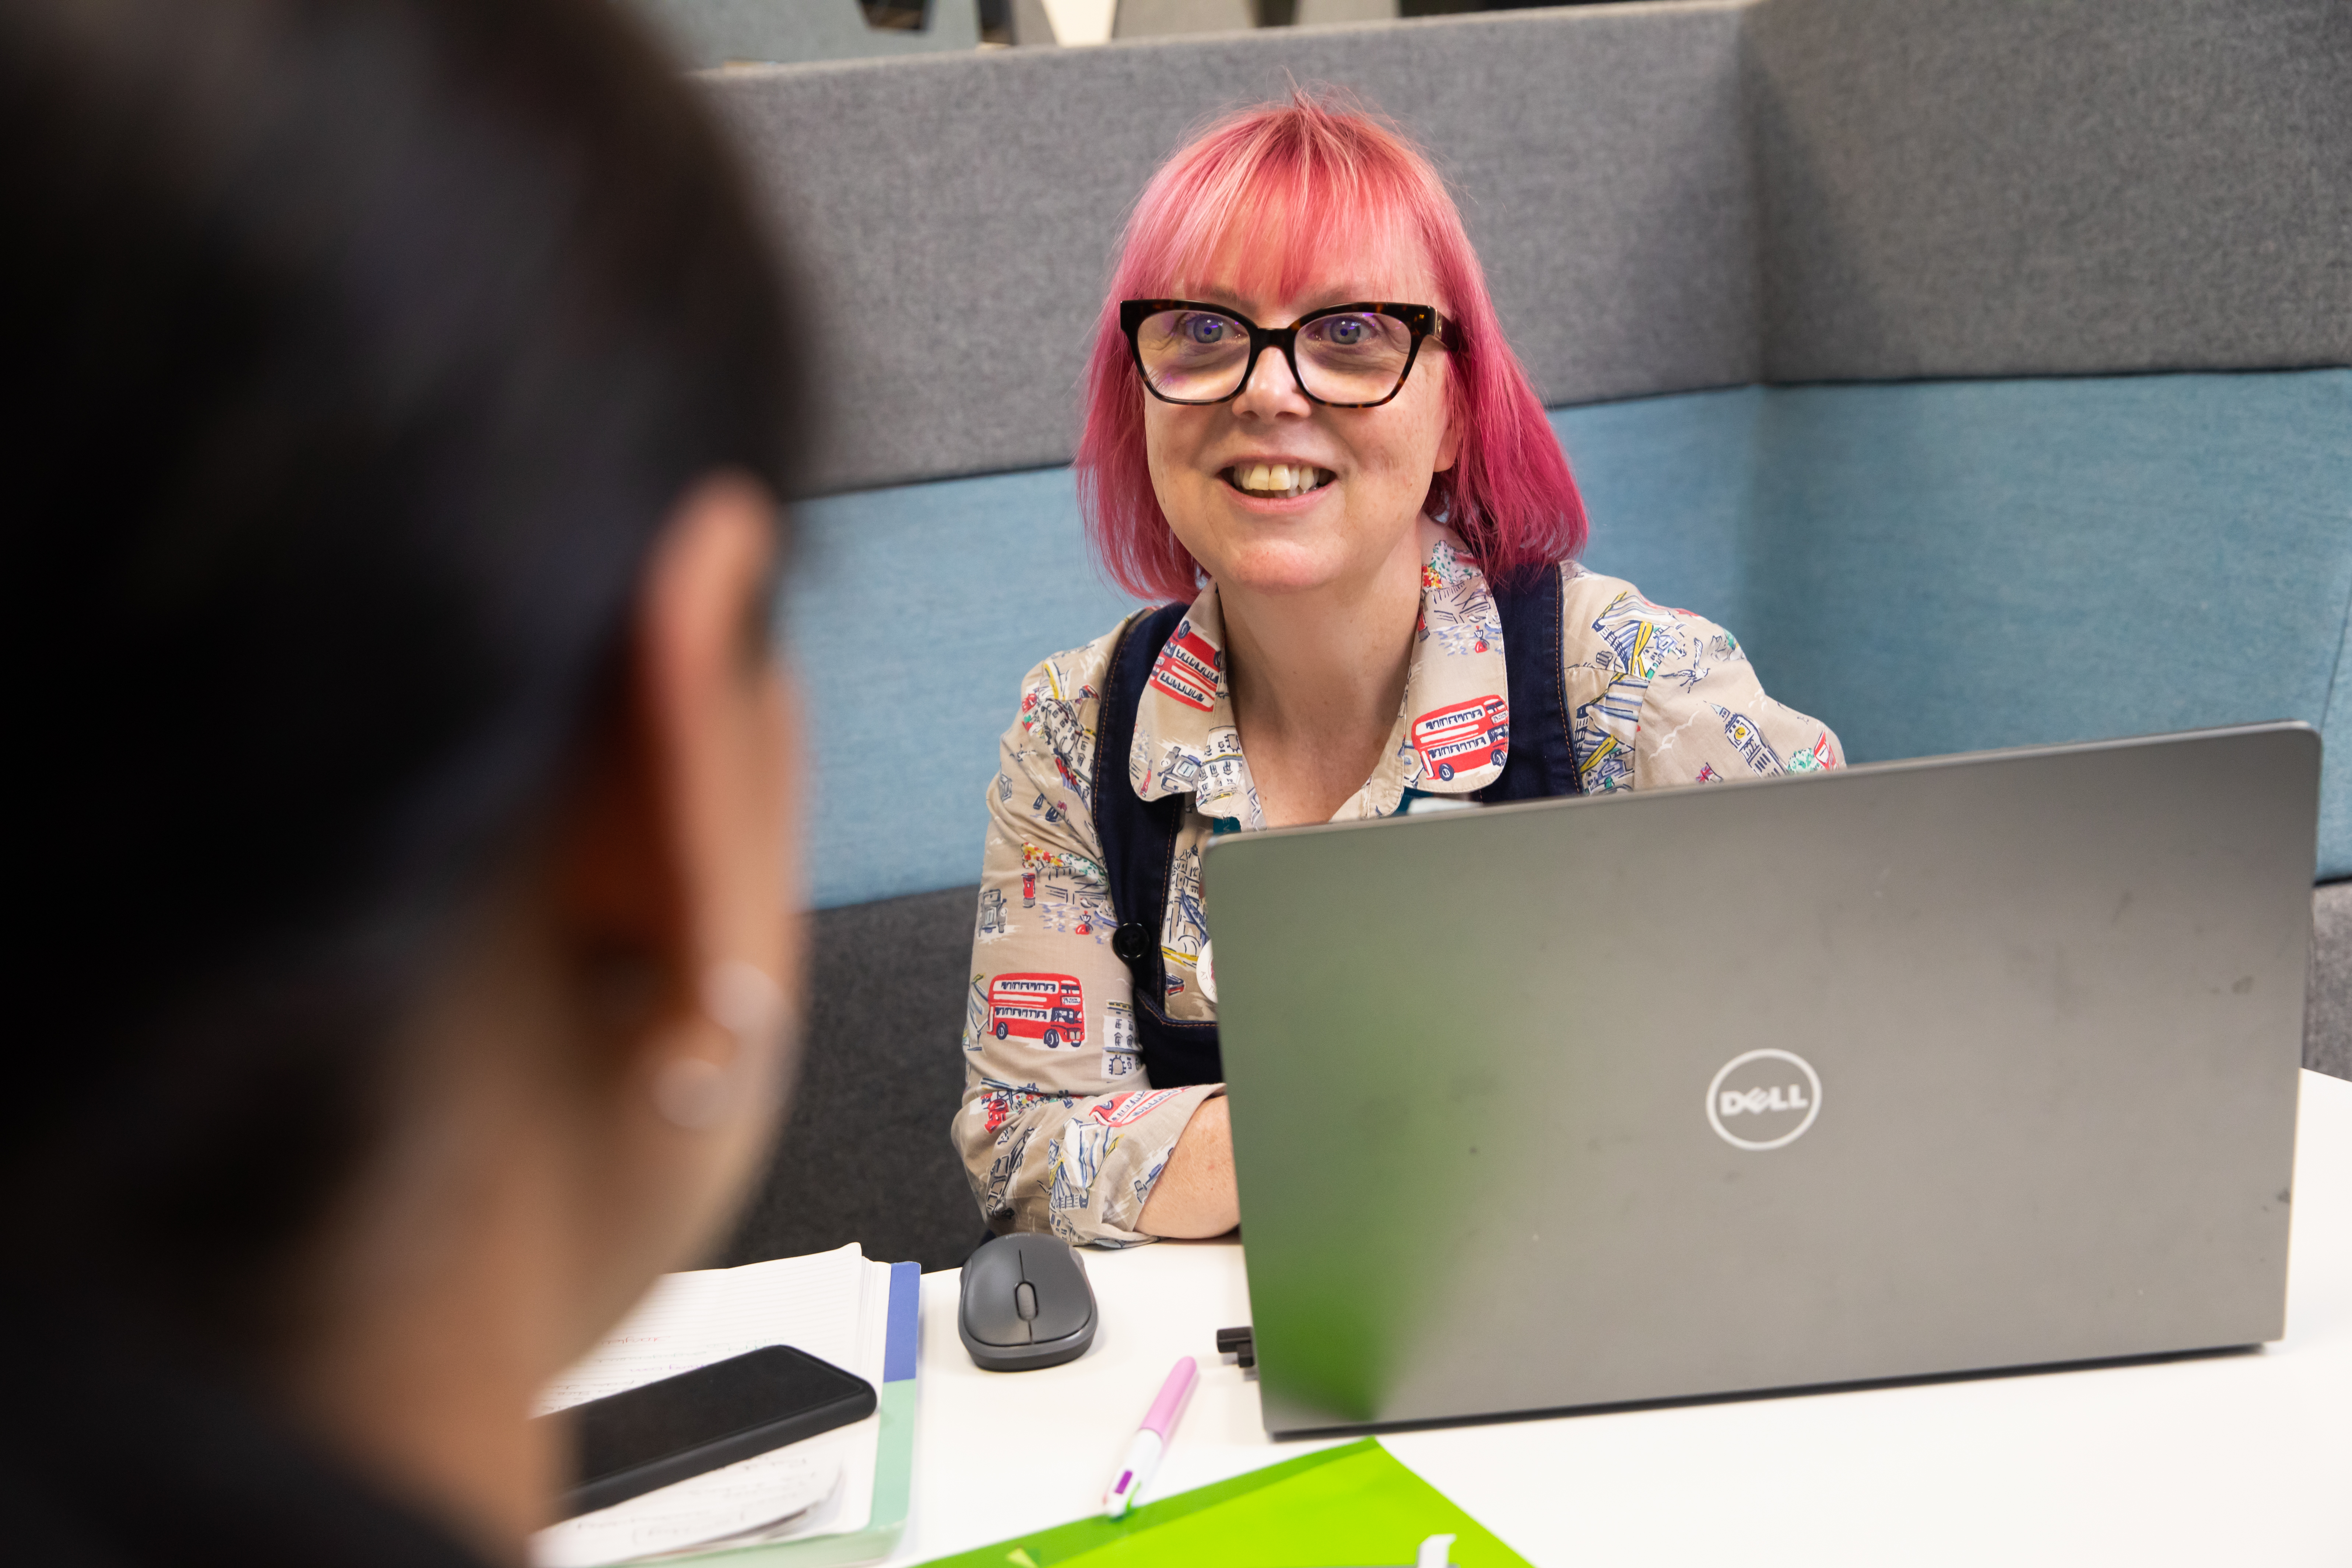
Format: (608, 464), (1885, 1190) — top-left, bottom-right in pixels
(701, 3), (1759, 495)
(2314, 881), (2352, 1083)
(701, 0), (2352, 495)
(711, 886), (987, 1275)
(1748, 0), (2352, 384)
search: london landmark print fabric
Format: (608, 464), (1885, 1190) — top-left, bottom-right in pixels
(954, 534), (1844, 1246)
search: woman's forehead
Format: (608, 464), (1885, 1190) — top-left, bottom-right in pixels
(1168, 200), (1440, 316)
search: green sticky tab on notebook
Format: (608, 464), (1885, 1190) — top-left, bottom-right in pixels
(917, 1439), (1530, 1568)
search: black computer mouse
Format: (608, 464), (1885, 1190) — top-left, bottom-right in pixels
(958, 1232), (1097, 1371)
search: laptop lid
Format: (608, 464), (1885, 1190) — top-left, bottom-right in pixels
(1206, 723), (2317, 1435)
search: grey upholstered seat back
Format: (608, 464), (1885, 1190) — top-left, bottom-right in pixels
(703, 0), (2351, 495)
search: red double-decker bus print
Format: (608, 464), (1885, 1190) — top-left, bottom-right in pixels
(988, 973), (1086, 1049)
(1410, 694), (1508, 781)
(1149, 622), (1219, 712)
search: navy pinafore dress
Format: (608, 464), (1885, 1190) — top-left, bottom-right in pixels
(1091, 566), (1582, 1090)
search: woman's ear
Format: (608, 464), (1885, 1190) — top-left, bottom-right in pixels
(554, 474), (792, 1036)
(275, 477), (806, 1558)
(627, 471), (797, 1011)
(542, 471), (805, 1350)
(1432, 374), (1464, 475)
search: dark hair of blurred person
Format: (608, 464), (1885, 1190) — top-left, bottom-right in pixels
(0, 0), (809, 1561)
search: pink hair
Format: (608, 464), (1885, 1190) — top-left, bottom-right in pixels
(1076, 92), (1586, 604)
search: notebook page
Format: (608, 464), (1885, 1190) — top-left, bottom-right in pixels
(538, 1242), (866, 1412)
(746, 1254), (890, 1544)
(534, 1442), (841, 1567)
(531, 1247), (887, 1565)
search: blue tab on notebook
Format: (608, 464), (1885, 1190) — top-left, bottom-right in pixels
(884, 1260), (919, 1383)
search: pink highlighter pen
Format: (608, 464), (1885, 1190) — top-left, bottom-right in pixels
(1104, 1356), (1198, 1519)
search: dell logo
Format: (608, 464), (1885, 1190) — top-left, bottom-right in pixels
(1706, 1048), (1823, 1151)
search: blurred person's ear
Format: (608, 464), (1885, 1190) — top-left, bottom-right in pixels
(549, 471), (806, 1359)
(287, 476), (806, 1559)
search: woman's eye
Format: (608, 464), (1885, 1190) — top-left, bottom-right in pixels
(1183, 315), (1228, 345)
(1313, 315), (1377, 348)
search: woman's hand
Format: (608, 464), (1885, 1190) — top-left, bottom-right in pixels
(1138, 1094), (1239, 1238)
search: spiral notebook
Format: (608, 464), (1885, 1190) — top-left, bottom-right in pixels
(534, 1244), (919, 1568)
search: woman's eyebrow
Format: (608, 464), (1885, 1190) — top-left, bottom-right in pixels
(1293, 289), (1393, 315)
(1176, 285), (1400, 318)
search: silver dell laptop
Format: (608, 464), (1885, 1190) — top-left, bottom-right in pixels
(1205, 722), (2318, 1436)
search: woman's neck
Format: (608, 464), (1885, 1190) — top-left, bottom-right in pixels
(1219, 517), (1437, 827)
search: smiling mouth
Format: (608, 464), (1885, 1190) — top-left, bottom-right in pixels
(1223, 462), (1335, 500)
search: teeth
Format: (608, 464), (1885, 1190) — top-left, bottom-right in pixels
(1229, 464), (1332, 497)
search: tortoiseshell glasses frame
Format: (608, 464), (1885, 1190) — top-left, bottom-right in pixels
(1119, 299), (1463, 409)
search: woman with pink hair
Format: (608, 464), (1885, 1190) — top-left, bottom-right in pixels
(953, 95), (1842, 1246)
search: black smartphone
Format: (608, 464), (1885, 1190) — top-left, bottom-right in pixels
(546, 1344), (877, 1519)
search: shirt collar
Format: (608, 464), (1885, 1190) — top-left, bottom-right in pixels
(1127, 536), (1513, 825)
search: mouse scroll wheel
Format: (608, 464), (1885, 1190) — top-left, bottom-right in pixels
(1014, 1281), (1039, 1321)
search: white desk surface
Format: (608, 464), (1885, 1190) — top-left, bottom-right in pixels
(883, 1070), (2352, 1566)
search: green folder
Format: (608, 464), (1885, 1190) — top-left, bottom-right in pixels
(918, 1439), (1531, 1568)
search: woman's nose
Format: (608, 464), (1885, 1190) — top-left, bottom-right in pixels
(1230, 341), (1312, 420)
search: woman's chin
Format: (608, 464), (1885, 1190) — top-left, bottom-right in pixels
(1176, 485), (1423, 600)
(1200, 540), (1370, 599)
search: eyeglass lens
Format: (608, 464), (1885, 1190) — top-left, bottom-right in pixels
(1135, 308), (1417, 404)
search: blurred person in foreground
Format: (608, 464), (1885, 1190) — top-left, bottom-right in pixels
(0, 0), (808, 1561)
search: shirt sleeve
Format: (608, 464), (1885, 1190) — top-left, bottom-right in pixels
(1560, 569), (1844, 790)
(951, 631), (1222, 1247)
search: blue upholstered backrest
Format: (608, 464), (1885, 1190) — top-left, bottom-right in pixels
(788, 372), (2352, 909)
(1569, 373), (2352, 882)
(783, 471), (1137, 909)
(733, 1), (2352, 909)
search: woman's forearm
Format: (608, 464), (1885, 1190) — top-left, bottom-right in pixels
(1138, 1094), (1239, 1238)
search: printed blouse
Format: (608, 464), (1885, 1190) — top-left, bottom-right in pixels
(952, 537), (1844, 1246)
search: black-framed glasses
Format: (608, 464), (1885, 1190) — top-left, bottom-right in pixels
(1120, 299), (1462, 408)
